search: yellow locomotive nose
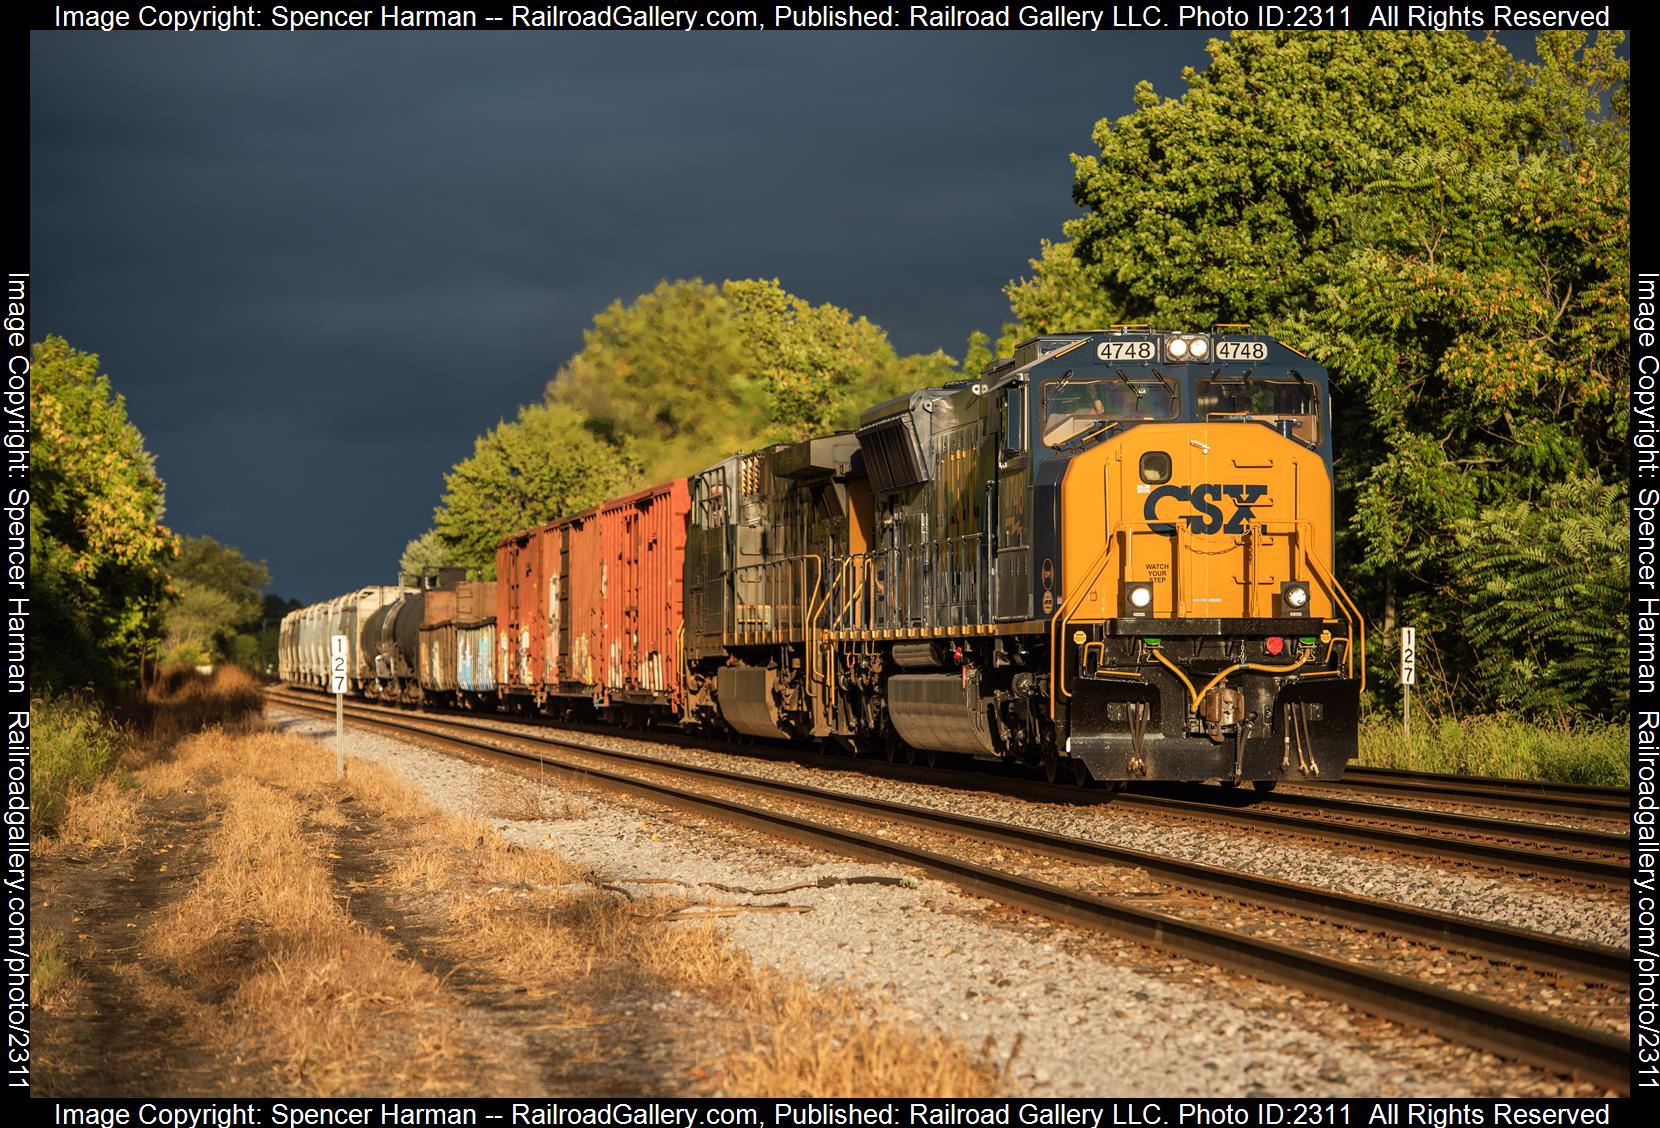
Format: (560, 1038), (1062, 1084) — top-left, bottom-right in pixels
(1058, 423), (1338, 623)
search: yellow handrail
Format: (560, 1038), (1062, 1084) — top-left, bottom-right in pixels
(1048, 537), (1117, 719)
(1302, 549), (1366, 693)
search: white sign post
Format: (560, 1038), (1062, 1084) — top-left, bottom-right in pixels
(1400, 627), (1416, 741)
(330, 634), (348, 777)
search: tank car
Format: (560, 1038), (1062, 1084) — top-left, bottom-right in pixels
(361, 590), (426, 704)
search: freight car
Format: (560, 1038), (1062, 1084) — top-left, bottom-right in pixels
(278, 584), (412, 694)
(280, 328), (1363, 787)
(419, 581), (497, 708)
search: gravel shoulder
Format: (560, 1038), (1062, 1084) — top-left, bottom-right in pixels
(271, 708), (1619, 1098)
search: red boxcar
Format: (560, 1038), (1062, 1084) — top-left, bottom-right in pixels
(496, 521), (552, 703)
(496, 479), (690, 716)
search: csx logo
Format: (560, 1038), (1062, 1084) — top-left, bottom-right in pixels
(1145, 483), (1268, 535)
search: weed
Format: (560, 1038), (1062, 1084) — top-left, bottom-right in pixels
(30, 693), (127, 835)
(1358, 714), (1628, 786)
(31, 929), (76, 1010)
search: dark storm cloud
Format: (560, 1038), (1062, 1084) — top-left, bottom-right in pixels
(32, 30), (1219, 602)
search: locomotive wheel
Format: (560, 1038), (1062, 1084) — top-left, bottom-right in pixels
(919, 743), (940, 770)
(1251, 779), (1278, 794)
(1069, 758), (1090, 787)
(884, 731), (903, 763)
(1041, 747), (1060, 785)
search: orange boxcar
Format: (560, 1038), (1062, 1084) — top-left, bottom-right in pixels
(495, 479), (691, 716)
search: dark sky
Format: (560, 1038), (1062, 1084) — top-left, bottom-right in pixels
(27, 28), (1530, 603)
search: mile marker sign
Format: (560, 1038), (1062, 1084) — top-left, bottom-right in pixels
(330, 634), (350, 694)
(1400, 626), (1416, 740)
(330, 633), (348, 776)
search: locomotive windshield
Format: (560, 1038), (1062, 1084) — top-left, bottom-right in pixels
(1196, 377), (1322, 445)
(1041, 376), (1178, 449)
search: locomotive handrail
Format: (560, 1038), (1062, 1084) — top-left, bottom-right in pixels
(729, 553), (821, 644)
(1050, 516), (1364, 719)
(832, 552), (873, 632)
(1048, 539), (1117, 719)
(1301, 548), (1366, 693)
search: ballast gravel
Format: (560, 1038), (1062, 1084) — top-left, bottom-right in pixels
(528, 724), (1630, 951)
(270, 709), (1612, 1098)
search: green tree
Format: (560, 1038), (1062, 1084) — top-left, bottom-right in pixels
(1002, 31), (1629, 719)
(30, 337), (175, 695)
(1453, 477), (1628, 718)
(429, 403), (644, 576)
(160, 535), (270, 666)
(398, 529), (463, 587)
(551, 278), (955, 483)
(428, 279), (960, 576)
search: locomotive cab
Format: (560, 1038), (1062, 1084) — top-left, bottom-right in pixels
(1006, 329), (1362, 784)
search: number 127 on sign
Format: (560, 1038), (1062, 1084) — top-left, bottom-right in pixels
(330, 634), (349, 695)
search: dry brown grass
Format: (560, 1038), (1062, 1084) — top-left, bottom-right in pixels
(377, 795), (998, 1096)
(68, 714), (997, 1096)
(141, 731), (473, 1095)
(122, 665), (266, 755)
(488, 772), (592, 822)
(45, 776), (144, 854)
(631, 914), (996, 1096)
(31, 929), (77, 1011)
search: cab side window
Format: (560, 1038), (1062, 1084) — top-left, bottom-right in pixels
(1001, 388), (1026, 456)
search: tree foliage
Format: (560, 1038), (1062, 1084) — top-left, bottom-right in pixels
(1003, 31), (1629, 719)
(551, 278), (955, 484)
(430, 403), (644, 576)
(398, 529), (464, 587)
(425, 279), (958, 575)
(30, 336), (175, 695)
(1453, 477), (1628, 716)
(161, 535), (270, 667)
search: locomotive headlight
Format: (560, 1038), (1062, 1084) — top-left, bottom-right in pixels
(1166, 336), (1190, 360)
(1188, 336), (1210, 359)
(1125, 583), (1154, 618)
(1281, 581), (1310, 618)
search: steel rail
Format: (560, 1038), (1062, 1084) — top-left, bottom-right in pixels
(1186, 785), (1629, 854)
(1335, 766), (1630, 816)
(272, 692), (1629, 1089)
(268, 687), (1627, 885)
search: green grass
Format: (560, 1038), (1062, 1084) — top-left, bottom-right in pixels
(1357, 714), (1628, 787)
(31, 929), (74, 1008)
(32, 693), (127, 835)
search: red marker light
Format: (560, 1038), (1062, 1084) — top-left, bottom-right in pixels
(1265, 636), (1285, 656)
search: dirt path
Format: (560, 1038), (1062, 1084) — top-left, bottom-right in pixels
(31, 736), (742, 1097)
(32, 789), (269, 1096)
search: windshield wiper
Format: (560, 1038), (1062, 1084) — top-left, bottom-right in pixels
(1056, 419), (1121, 451)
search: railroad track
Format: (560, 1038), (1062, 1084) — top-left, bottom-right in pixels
(1328, 766), (1630, 820)
(268, 689), (1630, 1091)
(270, 687), (1629, 885)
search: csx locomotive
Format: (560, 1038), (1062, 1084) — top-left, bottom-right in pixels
(282, 328), (1363, 787)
